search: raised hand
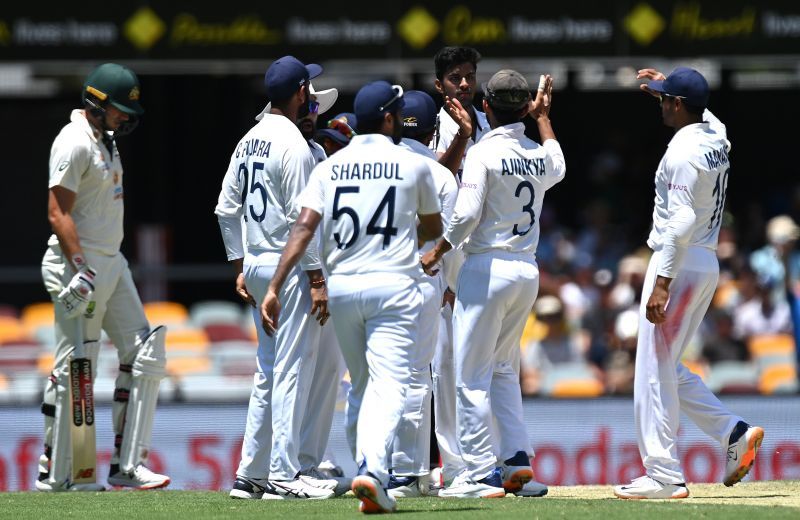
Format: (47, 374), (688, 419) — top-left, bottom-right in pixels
(637, 68), (666, 98)
(444, 96), (472, 139)
(528, 75), (554, 121)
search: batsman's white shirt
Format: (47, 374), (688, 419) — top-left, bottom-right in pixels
(300, 134), (441, 277)
(445, 122), (566, 254)
(215, 114), (320, 269)
(48, 109), (124, 255)
(647, 109), (731, 278)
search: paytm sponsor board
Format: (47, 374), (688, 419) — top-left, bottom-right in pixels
(0, 397), (798, 490)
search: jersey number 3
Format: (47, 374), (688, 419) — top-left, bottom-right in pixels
(512, 180), (536, 236)
(333, 186), (398, 250)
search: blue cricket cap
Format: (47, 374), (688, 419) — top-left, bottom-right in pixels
(318, 112), (358, 146)
(647, 67), (709, 108)
(354, 81), (405, 122)
(264, 56), (322, 103)
(401, 90), (437, 137)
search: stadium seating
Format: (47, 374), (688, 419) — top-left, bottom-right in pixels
(541, 363), (603, 398)
(0, 316), (27, 344)
(20, 302), (54, 338)
(143, 301), (190, 328)
(189, 300), (244, 328)
(758, 363), (799, 394)
(705, 361), (759, 394)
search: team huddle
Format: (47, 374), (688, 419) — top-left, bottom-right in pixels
(39, 45), (764, 513)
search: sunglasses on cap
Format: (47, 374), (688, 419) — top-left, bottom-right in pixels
(308, 100), (320, 114)
(658, 93), (686, 106)
(327, 118), (357, 139)
(379, 85), (404, 112)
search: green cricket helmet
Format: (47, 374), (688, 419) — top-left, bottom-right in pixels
(82, 63), (144, 116)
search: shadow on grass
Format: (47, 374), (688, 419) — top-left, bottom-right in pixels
(397, 507), (485, 514)
(699, 494), (791, 499)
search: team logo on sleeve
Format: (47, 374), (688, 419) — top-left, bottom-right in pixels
(58, 161), (70, 172)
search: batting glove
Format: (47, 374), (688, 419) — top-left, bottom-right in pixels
(58, 266), (97, 319)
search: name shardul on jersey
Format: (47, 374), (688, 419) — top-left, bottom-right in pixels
(330, 162), (403, 181)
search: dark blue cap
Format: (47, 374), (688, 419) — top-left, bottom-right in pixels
(264, 56), (322, 103)
(354, 81), (405, 122)
(647, 67), (709, 108)
(318, 112), (358, 146)
(401, 90), (437, 137)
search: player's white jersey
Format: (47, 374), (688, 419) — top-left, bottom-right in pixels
(300, 134), (441, 278)
(215, 114), (320, 270)
(47, 109), (125, 256)
(647, 109), (731, 278)
(445, 122), (566, 255)
(399, 138), (458, 255)
(308, 139), (327, 164)
(432, 106), (490, 176)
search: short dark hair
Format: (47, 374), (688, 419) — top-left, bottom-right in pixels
(434, 46), (481, 81)
(488, 103), (527, 126)
(357, 110), (400, 135)
(684, 102), (705, 116)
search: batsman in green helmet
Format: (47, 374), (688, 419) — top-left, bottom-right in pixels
(37, 63), (171, 491)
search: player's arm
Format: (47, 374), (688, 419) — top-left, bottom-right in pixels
(647, 157), (700, 324)
(421, 154), (487, 275)
(437, 97), (472, 177)
(48, 186), (83, 268)
(215, 156), (252, 305)
(261, 207), (325, 335)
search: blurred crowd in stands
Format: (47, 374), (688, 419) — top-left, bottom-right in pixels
(2, 211), (799, 402)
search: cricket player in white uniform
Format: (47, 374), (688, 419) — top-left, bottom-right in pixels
(614, 67), (764, 499)
(422, 70), (564, 498)
(39, 63), (170, 491)
(254, 81), (350, 490)
(431, 46), (490, 178)
(261, 81), (443, 514)
(215, 56), (336, 500)
(386, 91), (458, 498)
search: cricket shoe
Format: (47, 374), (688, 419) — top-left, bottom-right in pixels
(317, 460), (345, 478)
(500, 451), (534, 493)
(724, 422), (764, 487)
(229, 476), (269, 499)
(419, 470), (442, 496)
(438, 468), (506, 498)
(269, 478), (335, 499)
(387, 474), (421, 498)
(614, 476), (689, 499)
(298, 466), (347, 494)
(108, 463), (171, 490)
(36, 479), (106, 492)
(512, 479), (549, 497)
(352, 474), (397, 514)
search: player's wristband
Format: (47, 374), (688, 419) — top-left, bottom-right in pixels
(309, 278), (326, 288)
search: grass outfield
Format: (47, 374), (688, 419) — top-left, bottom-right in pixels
(1, 481), (798, 519)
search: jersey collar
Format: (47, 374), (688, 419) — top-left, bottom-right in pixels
(349, 133), (395, 146)
(481, 122), (526, 141)
(668, 121), (709, 148)
(71, 109), (103, 143)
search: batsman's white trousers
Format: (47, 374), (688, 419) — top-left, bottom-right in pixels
(391, 273), (441, 476)
(634, 247), (742, 484)
(236, 252), (322, 481)
(454, 251), (539, 481)
(298, 321), (346, 471)
(328, 273), (421, 487)
(41, 245), (150, 484)
(433, 297), (465, 482)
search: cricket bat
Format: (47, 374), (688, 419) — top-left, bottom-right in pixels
(70, 341), (96, 483)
